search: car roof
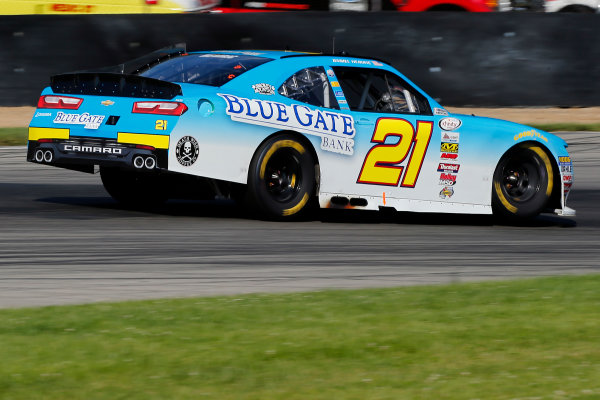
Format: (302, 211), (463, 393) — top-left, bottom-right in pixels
(189, 50), (390, 65)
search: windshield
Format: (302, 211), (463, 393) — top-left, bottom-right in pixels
(140, 53), (272, 86)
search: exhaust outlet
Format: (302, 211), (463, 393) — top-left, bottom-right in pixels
(133, 155), (145, 169)
(35, 149), (44, 162)
(144, 157), (156, 169)
(43, 150), (53, 163)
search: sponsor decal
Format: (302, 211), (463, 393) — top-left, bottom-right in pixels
(218, 93), (355, 155)
(514, 129), (548, 143)
(334, 90), (344, 97)
(53, 112), (105, 129)
(175, 136), (199, 167)
(439, 186), (454, 199)
(560, 162), (573, 174)
(433, 108), (448, 116)
(559, 156), (573, 174)
(252, 83), (275, 95)
(437, 163), (460, 173)
(101, 100), (114, 106)
(63, 144), (123, 154)
(321, 136), (354, 156)
(563, 180), (573, 196)
(327, 69), (335, 77)
(562, 174), (573, 182)
(439, 117), (462, 131)
(34, 112), (52, 117)
(372, 61), (383, 67)
(338, 99), (348, 105)
(441, 131), (459, 143)
(331, 81), (340, 87)
(200, 54), (237, 59)
(440, 152), (458, 160)
(440, 142), (459, 153)
(439, 172), (457, 182)
(439, 179), (456, 186)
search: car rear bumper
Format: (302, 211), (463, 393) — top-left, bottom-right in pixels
(27, 138), (168, 172)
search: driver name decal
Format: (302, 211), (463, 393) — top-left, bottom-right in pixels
(218, 93), (355, 155)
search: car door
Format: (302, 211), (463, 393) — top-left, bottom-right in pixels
(319, 66), (445, 206)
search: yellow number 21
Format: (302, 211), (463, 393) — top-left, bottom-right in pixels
(357, 118), (433, 187)
(155, 120), (167, 130)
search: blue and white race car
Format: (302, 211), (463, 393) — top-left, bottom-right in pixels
(27, 48), (575, 219)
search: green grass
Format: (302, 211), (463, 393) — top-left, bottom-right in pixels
(2, 275), (600, 400)
(0, 127), (27, 146)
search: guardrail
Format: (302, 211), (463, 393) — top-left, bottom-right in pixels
(1, 12), (598, 106)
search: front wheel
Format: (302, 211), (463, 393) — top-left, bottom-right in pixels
(246, 135), (316, 220)
(492, 143), (554, 219)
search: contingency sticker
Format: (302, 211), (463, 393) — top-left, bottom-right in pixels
(439, 117), (462, 131)
(252, 83), (275, 95)
(441, 131), (459, 143)
(218, 93), (355, 155)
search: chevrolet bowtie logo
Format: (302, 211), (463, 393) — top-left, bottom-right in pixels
(101, 100), (115, 106)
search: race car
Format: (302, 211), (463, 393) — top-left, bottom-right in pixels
(27, 47), (575, 219)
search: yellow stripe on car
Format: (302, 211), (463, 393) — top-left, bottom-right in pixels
(28, 127), (70, 141)
(117, 132), (169, 149)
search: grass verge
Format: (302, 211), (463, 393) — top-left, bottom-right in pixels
(2, 275), (600, 400)
(0, 127), (28, 146)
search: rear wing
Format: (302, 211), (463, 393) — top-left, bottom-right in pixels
(50, 73), (183, 100)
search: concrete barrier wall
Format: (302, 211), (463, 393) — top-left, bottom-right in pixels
(1, 12), (598, 106)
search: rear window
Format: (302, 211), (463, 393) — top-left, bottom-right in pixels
(139, 53), (272, 86)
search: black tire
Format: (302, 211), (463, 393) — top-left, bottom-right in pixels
(492, 143), (554, 219)
(100, 167), (168, 207)
(560, 5), (595, 12)
(247, 135), (316, 219)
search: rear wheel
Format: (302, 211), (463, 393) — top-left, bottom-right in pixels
(247, 135), (316, 219)
(492, 143), (554, 219)
(100, 167), (167, 207)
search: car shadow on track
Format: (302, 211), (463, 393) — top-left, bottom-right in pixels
(36, 196), (577, 228)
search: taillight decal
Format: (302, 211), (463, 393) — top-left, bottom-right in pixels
(132, 101), (188, 116)
(38, 95), (83, 110)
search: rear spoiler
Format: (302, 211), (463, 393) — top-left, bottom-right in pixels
(50, 73), (183, 100)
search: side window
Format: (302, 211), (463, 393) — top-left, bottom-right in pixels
(332, 67), (431, 115)
(278, 67), (339, 109)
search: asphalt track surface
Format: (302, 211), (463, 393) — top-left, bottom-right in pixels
(1, 132), (599, 308)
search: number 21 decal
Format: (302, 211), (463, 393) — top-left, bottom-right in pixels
(357, 118), (433, 187)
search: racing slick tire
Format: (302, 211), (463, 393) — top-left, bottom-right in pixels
(492, 143), (554, 219)
(100, 167), (168, 207)
(247, 134), (316, 220)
